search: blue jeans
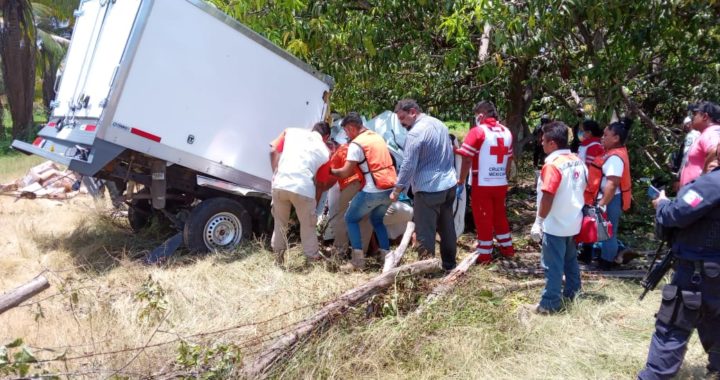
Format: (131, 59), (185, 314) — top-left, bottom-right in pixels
(345, 190), (392, 250)
(540, 233), (582, 311)
(600, 194), (622, 262)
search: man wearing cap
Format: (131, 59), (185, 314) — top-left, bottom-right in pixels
(679, 101), (720, 187)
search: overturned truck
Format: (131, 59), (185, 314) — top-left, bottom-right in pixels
(12, 0), (333, 253)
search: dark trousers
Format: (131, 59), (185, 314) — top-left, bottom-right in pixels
(413, 187), (457, 270)
(638, 260), (720, 380)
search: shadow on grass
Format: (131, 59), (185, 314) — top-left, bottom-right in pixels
(577, 290), (612, 303)
(32, 213), (167, 273)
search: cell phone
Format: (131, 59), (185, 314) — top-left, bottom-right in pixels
(647, 185), (661, 200)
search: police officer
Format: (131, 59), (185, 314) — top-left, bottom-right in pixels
(638, 145), (720, 379)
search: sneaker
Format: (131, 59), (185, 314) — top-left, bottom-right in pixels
(535, 304), (553, 315)
(476, 253), (493, 265)
(500, 249), (515, 259)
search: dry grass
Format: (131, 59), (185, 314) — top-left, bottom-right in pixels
(0, 158), (711, 379)
(278, 270), (709, 380)
(0, 194), (374, 378)
(0, 153), (45, 183)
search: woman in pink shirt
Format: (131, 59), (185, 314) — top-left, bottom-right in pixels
(679, 101), (720, 186)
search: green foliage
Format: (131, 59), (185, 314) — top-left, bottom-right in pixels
(175, 341), (243, 380)
(0, 339), (46, 378)
(134, 276), (169, 323)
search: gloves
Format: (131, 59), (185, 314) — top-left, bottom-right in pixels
(456, 184), (464, 200)
(530, 217), (545, 243)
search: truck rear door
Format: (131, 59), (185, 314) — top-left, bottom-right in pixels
(53, 0), (142, 120)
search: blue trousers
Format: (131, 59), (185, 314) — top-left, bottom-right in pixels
(600, 194), (622, 262)
(539, 233), (582, 311)
(638, 260), (720, 379)
(345, 190), (392, 251)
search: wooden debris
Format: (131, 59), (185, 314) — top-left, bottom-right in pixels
(243, 258), (442, 379)
(383, 221), (414, 272)
(0, 274), (51, 315)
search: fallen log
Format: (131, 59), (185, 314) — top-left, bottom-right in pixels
(383, 221), (415, 273)
(243, 258), (441, 379)
(0, 274), (50, 315)
(417, 251), (481, 313)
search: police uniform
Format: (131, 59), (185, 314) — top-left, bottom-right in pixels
(638, 168), (720, 380)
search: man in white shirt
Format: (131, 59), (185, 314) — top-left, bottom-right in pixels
(269, 122), (332, 265)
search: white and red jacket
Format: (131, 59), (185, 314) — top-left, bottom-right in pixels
(457, 118), (513, 186)
(578, 136), (604, 166)
(537, 149), (588, 237)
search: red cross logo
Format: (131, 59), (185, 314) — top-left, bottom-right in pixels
(489, 138), (509, 164)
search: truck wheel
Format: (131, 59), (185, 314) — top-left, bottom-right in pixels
(183, 197), (252, 252)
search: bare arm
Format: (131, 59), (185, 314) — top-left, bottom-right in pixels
(458, 155), (472, 185)
(597, 176), (620, 207)
(270, 149), (281, 174)
(331, 160), (358, 179)
(538, 191), (555, 218)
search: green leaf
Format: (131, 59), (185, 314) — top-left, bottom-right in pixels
(13, 347), (37, 364)
(5, 339), (23, 349)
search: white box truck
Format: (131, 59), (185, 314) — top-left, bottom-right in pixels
(12, 0), (334, 254)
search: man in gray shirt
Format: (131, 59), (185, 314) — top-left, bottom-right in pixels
(390, 99), (458, 270)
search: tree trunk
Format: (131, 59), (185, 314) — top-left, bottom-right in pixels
(0, 274), (50, 315)
(0, 96), (5, 140)
(0, 0), (37, 140)
(42, 60), (56, 111)
(505, 59), (534, 158)
(243, 259), (442, 378)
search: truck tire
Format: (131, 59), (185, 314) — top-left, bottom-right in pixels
(183, 197), (252, 252)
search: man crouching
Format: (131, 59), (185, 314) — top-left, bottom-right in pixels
(530, 121), (588, 314)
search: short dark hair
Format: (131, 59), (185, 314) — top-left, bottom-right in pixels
(607, 117), (634, 144)
(689, 101), (720, 123)
(312, 121), (331, 137)
(542, 121), (569, 149)
(340, 112), (363, 128)
(394, 99), (423, 113)
(581, 119), (602, 137)
(473, 101), (498, 119)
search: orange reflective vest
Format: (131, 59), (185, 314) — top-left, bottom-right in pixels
(329, 144), (364, 190)
(351, 130), (397, 190)
(584, 147), (632, 211)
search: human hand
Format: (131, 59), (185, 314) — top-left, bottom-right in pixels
(455, 184), (464, 200)
(530, 217), (544, 243)
(389, 190), (399, 202)
(652, 190), (668, 209)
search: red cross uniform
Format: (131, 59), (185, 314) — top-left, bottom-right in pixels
(457, 118), (514, 263)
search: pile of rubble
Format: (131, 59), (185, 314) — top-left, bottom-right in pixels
(0, 161), (89, 199)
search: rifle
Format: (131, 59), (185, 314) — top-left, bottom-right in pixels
(639, 241), (676, 301)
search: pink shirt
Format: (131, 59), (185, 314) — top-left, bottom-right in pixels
(680, 124), (720, 186)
